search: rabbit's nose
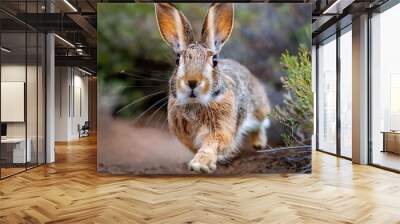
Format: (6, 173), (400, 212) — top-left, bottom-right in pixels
(187, 80), (198, 90)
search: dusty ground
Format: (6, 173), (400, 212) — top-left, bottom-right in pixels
(97, 112), (311, 175)
(98, 112), (194, 174)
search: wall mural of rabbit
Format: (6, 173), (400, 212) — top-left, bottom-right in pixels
(155, 3), (271, 173)
(97, 3), (312, 175)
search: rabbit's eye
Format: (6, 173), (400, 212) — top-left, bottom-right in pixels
(176, 54), (180, 66)
(212, 55), (218, 67)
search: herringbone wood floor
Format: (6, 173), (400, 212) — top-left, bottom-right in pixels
(1, 135), (400, 224)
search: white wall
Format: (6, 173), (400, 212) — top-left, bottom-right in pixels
(55, 67), (70, 141)
(72, 73), (89, 138)
(55, 67), (89, 141)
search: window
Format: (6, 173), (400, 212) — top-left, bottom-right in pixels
(317, 36), (337, 154)
(0, 2), (46, 179)
(339, 27), (352, 158)
(316, 26), (353, 158)
(370, 3), (400, 171)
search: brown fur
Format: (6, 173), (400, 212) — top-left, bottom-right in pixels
(155, 3), (194, 52)
(168, 90), (236, 154)
(182, 46), (208, 83)
(157, 3), (271, 173)
(201, 3), (234, 53)
(249, 75), (271, 120)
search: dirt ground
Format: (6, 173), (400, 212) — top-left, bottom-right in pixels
(97, 112), (311, 175)
(98, 112), (195, 174)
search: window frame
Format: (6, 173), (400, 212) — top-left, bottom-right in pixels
(315, 23), (353, 161)
(367, 1), (400, 173)
(0, 0), (48, 180)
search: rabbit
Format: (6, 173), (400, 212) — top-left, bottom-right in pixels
(155, 3), (271, 173)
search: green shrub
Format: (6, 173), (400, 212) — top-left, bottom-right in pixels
(272, 46), (313, 146)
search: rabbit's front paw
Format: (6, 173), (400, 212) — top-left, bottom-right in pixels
(189, 150), (217, 173)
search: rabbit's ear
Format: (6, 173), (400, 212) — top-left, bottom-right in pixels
(201, 3), (234, 54)
(155, 3), (194, 53)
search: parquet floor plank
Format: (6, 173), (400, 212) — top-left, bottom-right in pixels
(0, 135), (399, 223)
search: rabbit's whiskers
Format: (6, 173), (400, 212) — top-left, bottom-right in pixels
(164, 100), (177, 130)
(131, 96), (169, 125)
(145, 100), (168, 127)
(116, 90), (166, 114)
(123, 68), (171, 77)
(121, 85), (167, 89)
(155, 108), (168, 129)
(118, 73), (168, 82)
(118, 70), (169, 81)
(130, 67), (172, 78)
(120, 77), (168, 83)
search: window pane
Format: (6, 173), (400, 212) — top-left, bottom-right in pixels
(27, 30), (38, 169)
(340, 29), (352, 158)
(1, 30), (28, 177)
(38, 33), (45, 165)
(0, 0), (46, 179)
(371, 4), (400, 171)
(318, 37), (337, 154)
